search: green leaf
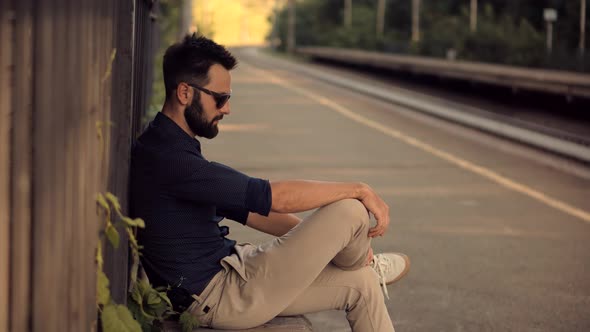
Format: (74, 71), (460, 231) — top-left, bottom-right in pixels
(127, 229), (139, 249)
(96, 241), (104, 270)
(138, 279), (151, 294)
(105, 224), (120, 248)
(134, 218), (146, 228)
(150, 301), (169, 318)
(130, 283), (142, 305)
(146, 292), (161, 305)
(179, 311), (200, 332)
(101, 49), (117, 84)
(101, 304), (142, 332)
(157, 291), (173, 309)
(96, 193), (110, 213)
(127, 298), (153, 332)
(154, 286), (168, 292)
(105, 192), (122, 213)
(97, 270), (111, 306)
(139, 304), (157, 321)
(122, 216), (146, 228)
(129, 256), (139, 285)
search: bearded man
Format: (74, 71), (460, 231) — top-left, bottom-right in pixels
(130, 34), (410, 332)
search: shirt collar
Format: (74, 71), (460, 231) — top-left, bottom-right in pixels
(153, 112), (202, 152)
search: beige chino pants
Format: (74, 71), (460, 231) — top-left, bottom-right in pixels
(188, 199), (396, 332)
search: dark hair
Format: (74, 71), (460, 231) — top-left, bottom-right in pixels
(163, 34), (237, 101)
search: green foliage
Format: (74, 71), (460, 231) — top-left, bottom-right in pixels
(105, 224), (121, 248)
(179, 311), (200, 332)
(127, 279), (174, 332)
(147, 0), (181, 123)
(96, 192), (165, 331)
(101, 304), (142, 332)
(96, 191), (198, 332)
(102, 49), (118, 84)
(97, 270), (111, 306)
(271, 0), (589, 72)
(460, 5), (545, 67)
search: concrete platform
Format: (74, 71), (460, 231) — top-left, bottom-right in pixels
(162, 316), (313, 331)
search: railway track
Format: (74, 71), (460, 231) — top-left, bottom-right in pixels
(237, 48), (590, 164)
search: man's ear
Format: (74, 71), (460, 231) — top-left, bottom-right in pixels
(175, 82), (191, 106)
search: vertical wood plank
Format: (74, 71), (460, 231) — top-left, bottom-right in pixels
(9, 0), (33, 330)
(84, 0), (100, 328)
(0, 1), (15, 330)
(77, 1), (93, 329)
(32, 1), (59, 330)
(53, 2), (67, 330)
(66, 1), (85, 330)
(62, 1), (77, 330)
(104, 0), (134, 305)
(80, 0), (92, 329)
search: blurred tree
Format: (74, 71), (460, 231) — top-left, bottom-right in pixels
(270, 0), (588, 71)
(147, 0), (181, 122)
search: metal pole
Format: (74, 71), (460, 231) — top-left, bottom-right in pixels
(344, 0), (352, 27)
(377, 0), (386, 37)
(287, 0), (296, 53)
(470, 0), (477, 32)
(412, 0), (420, 42)
(271, 0), (279, 48)
(581, 0), (586, 55)
(179, 0), (193, 39)
(547, 21), (553, 54)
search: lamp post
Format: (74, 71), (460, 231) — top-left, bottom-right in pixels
(377, 0), (386, 37)
(179, 0), (193, 39)
(470, 0), (477, 32)
(344, 0), (352, 27)
(581, 0), (586, 56)
(287, 0), (295, 53)
(544, 8), (557, 54)
(412, 0), (420, 42)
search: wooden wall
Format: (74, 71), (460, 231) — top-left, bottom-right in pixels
(0, 0), (157, 330)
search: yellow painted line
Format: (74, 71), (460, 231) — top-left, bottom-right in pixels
(242, 63), (590, 224)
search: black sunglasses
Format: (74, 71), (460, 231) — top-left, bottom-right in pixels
(188, 84), (231, 109)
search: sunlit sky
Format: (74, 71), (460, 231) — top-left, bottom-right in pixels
(192, 0), (279, 46)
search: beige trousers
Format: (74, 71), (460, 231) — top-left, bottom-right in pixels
(188, 199), (396, 332)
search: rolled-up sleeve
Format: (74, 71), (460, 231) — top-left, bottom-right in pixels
(216, 206), (249, 225)
(165, 156), (272, 216)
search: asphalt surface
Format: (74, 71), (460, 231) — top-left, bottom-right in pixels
(201, 48), (590, 332)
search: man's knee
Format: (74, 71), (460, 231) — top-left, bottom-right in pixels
(329, 199), (370, 225)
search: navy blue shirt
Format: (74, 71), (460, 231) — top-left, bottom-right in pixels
(130, 112), (272, 295)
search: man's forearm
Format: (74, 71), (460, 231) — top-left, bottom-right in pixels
(269, 180), (367, 213)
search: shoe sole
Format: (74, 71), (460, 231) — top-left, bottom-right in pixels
(385, 253), (411, 285)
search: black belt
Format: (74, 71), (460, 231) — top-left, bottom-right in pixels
(167, 286), (195, 313)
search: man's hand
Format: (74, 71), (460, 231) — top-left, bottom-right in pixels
(269, 180), (390, 237)
(365, 247), (374, 266)
(358, 183), (390, 237)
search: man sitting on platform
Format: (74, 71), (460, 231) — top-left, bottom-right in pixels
(130, 34), (410, 332)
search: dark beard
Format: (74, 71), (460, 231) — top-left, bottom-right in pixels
(184, 96), (220, 139)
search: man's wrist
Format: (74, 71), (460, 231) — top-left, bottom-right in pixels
(353, 182), (370, 200)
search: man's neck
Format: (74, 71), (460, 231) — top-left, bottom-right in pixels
(161, 104), (196, 138)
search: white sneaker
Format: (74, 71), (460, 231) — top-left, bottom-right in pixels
(370, 252), (410, 299)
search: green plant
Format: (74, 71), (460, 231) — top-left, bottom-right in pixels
(96, 192), (200, 331)
(96, 192), (146, 332)
(94, 163), (199, 331)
